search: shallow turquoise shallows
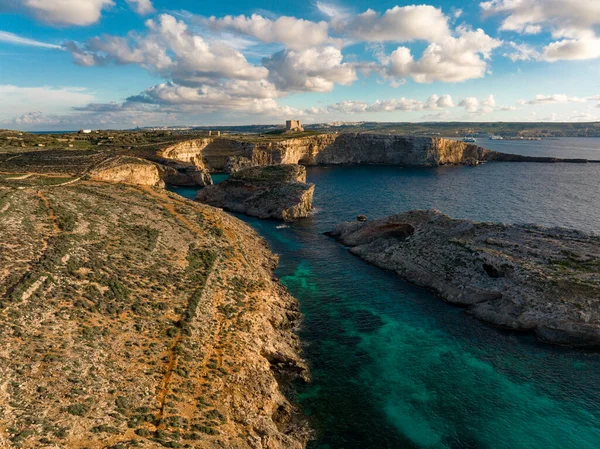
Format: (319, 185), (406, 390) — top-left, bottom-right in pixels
(170, 138), (600, 449)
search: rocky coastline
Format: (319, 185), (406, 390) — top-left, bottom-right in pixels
(328, 210), (600, 348)
(196, 165), (314, 221)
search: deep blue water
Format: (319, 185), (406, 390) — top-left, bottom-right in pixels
(171, 138), (600, 449)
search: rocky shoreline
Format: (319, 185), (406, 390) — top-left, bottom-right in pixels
(196, 165), (314, 221)
(328, 210), (600, 348)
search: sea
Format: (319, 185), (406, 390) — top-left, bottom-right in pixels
(169, 137), (600, 449)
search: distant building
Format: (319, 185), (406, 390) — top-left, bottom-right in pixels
(285, 120), (304, 132)
(79, 129), (92, 134)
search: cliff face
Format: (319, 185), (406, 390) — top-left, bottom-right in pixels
(329, 210), (600, 348)
(196, 165), (314, 221)
(310, 134), (490, 166)
(89, 157), (164, 186)
(0, 178), (309, 449)
(158, 134), (497, 171)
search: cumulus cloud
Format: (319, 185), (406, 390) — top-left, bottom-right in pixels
(263, 47), (356, 92)
(0, 0), (114, 26)
(459, 95), (496, 114)
(481, 0), (600, 37)
(332, 5), (451, 43)
(481, 0), (600, 61)
(327, 94), (455, 114)
(126, 80), (285, 113)
(125, 0), (154, 15)
(384, 27), (502, 83)
(66, 14), (267, 85)
(526, 94), (588, 104)
(0, 30), (63, 49)
(205, 14), (331, 50)
(541, 38), (600, 62)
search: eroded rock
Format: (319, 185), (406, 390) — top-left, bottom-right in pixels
(196, 165), (314, 221)
(329, 209), (600, 347)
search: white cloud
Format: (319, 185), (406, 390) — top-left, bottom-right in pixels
(206, 14), (331, 50)
(384, 27), (502, 83)
(481, 0), (600, 61)
(504, 42), (539, 61)
(332, 5), (451, 43)
(541, 38), (600, 62)
(125, 0), (154, 15)
(327, 94), (455, 114)
(263, 46), (356, 92)
(481, 0), (600, 38)
(0, 0), (115, 26)
(0, 31), (62, 49)
(66, 14), (267, 85)
(527, 94), (588, 104)
(459, 95), (496, 114)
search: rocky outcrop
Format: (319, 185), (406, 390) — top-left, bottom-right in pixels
(328, 210), (600, 348)
(88, 156), (212, 187)
(196, 165), (314, 221)
(161, 164), (213, 187)
(89, 157), (164, 186)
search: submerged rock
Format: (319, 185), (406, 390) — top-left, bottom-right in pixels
(196, 164), (314, 221)
(329, 209), (600, 348)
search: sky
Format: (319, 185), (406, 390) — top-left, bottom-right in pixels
(1, 0), (600, 130)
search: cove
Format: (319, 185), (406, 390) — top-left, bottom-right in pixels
(170, 149), (600, 449)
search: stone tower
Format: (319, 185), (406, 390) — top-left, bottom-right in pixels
(285, 120), (304, 132)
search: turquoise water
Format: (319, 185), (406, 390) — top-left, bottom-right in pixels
(170, 138), (600, 449)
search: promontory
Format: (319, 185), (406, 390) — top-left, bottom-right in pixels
(328, 210), (600, 348)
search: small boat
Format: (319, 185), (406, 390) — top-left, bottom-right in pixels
(489, 135), (503, 140)
(462, 135), (476, 143)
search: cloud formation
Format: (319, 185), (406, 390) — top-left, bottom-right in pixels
(331, 5), (451, 43)
(205, 14), (331, 50)
(0, 31), (62, 49)
(459, 95), (496, 114)
(125, 0), (154, 15)
(263, 47), (356, 92)
(383, 27), (502, 83)
(0, 0), (114, 26)
(67, 14), (267, 85)
(481, 0), (600, 61)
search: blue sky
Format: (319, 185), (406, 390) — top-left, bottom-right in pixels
(1, 0), (600, 129)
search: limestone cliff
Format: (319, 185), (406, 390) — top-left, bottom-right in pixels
(196, 165), (314, 221)
(329, 210), (600, 348)
(88, 156), (164, 186)
(158, 133), (585, 172)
